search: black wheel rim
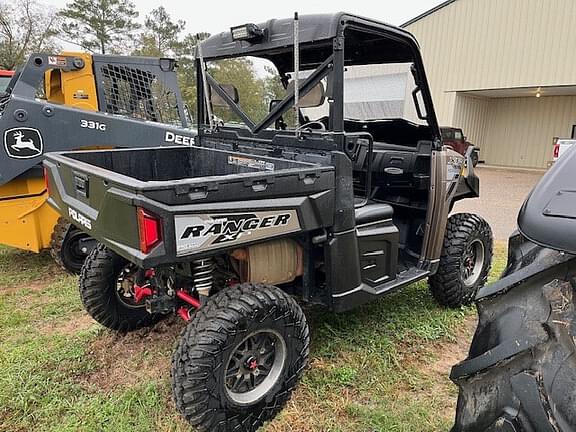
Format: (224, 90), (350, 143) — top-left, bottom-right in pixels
(461, 239), (485, 287)
(115, 264), (145, 309)
(224, 329), (287, 406)
(64, 230), (91, 263)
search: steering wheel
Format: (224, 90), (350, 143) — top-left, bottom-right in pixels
(297, 121), (326, 132)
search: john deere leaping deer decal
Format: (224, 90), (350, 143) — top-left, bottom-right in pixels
(4, 127), (43, 159)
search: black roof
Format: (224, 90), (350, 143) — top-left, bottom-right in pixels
(199, 12), (419, 60)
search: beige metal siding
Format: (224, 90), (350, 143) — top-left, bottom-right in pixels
(482, 95), (576, 168)
(452, 94), (491, 149)
(406, 0), (576, 125)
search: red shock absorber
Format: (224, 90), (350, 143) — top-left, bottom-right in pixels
(176, 290), (201, 322)
(176, 290), (201, 309)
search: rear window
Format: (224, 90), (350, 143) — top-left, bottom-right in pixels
(441, 128), (463, 140)
(0, 76), (11, 93)
(441, 128), (454, 140)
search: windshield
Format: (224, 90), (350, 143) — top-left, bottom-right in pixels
(205, 56), (425, 131)
(343, 62), (424, 124)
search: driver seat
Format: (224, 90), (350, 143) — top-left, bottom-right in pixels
(355, 203), (394, 225)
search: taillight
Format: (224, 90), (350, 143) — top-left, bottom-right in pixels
(137, 207), (162, 254)
(553, 137), (560, 160)
(43, 166), (50, 194)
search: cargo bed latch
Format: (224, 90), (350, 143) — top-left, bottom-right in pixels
(244, 177), (273, 192)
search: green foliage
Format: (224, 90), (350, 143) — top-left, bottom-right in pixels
(59, 0), (139, 54)
(210, 58), (268, 123)
(133, 6), (185, 57)
(0, 0), (61, 69)
(174, 32), (209, 124)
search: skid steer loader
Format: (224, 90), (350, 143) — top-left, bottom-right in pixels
(0, 52), (195, 273)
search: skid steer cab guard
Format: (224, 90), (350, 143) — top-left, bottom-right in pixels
(45, 14), (491, 432)
(0, 52), (193, 186)
(0, 52), (195, 271)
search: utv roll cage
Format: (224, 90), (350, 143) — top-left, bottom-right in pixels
(196, 13), (440, 141)
(188, 13), (454, 308)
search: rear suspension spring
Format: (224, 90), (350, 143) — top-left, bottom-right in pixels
(193, 258), (214, 297)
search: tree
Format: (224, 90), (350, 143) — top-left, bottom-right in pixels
(0, 0), (60, 70)
(173, 33), (209, 123)
(59, 0), (139, 54)
(134, 6), (185, 57)
(210, 58), (267, 123)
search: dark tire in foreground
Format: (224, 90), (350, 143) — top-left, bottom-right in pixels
(172, 283), (310, 432)
(429, 213), (493, 308)
(50, 217), (91, 274)
(79, 243), (161, 332)
(451, 271), (576, 431)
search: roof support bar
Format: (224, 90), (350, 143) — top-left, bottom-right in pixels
(252, 54), (334, 135)
(205, 74), (256, 129)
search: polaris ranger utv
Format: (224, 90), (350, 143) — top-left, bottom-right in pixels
(45, 13), (493, 431)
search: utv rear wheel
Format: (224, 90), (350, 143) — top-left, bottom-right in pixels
(451, 265), (576, 431)
(429, 213), (493, 307)
(50, 218), (92, 274)
(79, 243), (160, 331)
(172, 283), (310, 432)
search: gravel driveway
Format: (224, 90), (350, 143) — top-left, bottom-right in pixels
(452, 167), (544, 241)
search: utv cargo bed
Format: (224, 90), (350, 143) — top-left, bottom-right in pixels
(45, 145), (335, 267)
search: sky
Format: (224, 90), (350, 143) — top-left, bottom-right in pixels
(44, 0), (444, 40)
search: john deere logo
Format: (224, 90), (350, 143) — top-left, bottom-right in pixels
(4, 127), (43, 159)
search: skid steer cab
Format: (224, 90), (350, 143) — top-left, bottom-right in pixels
(0, 52), (195, 273)
(45, 13), (493, 432)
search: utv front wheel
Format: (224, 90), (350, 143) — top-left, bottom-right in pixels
(172, 283), (310, 432)
(429, 213), (493, 307)
(79, 243), (161, 331)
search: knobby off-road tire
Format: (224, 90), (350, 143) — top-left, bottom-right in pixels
(172, 283), (310, 432)
(451, 273), (576, 431)
(50, 217), (91, 274)
(79, 243), (161, 332)
(430, 213), (493, 308)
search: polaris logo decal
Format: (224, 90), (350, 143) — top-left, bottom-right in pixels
(68, 207), (92, 230)
(174, 210), (300, 256)
(4, 127), (43, 159)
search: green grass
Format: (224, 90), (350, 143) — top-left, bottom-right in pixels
(0, 242), (508, 432)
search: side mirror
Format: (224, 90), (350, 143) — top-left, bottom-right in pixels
(286, 80), (325, 108)
(210, 84), (239, 107)
(269, 99), (281, 112)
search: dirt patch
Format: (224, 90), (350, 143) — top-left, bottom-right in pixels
(79, 316), (185, 392)
(417, 314), (478, 421)
(41, 312), (95, 336)
(426, 315), (478, 377)
(0, 279), (49, 296)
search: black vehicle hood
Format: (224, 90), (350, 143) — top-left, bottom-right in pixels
(518, 144), (576, 255)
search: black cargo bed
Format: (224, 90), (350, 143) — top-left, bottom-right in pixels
(50, 146), (334, 206)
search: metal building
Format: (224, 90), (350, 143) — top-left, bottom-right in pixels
(403, 0), (576, 169)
